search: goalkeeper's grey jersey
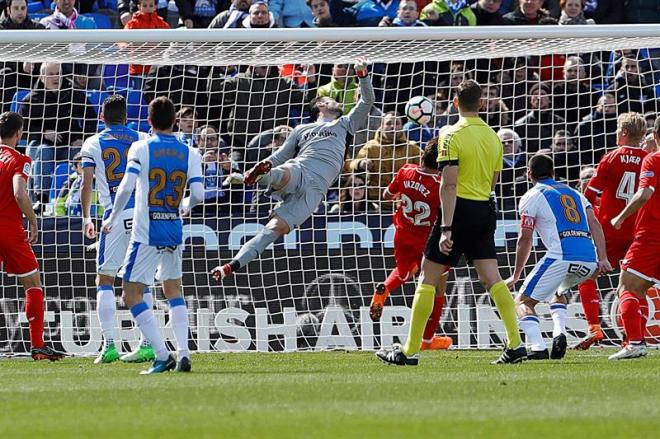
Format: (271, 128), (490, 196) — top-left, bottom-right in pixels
(268, 76), (375, 189)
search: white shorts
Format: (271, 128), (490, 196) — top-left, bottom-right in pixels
(118, 240), (183, 286)
(519, 256), (597, 302)
(97, 209), (133, 277)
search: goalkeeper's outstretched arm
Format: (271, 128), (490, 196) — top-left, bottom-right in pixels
(345, 60), (375, 135)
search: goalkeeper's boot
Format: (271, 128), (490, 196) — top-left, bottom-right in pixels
(222, 172), (245, 187)
(608, 342), (648, 360)
(120, 344), (156, 363)
(176, 355), (192, 373)
(375, 343), (419, 366)
(491, 344), (527, 364)
(94, 343), (120, 364)
(526, 349), (550, 360)
(211, 263), (234, 281)
(550, 334), (567, 360)
(244, 161), (272, 185)
(140, 354), (176, 375)
(574, 324), (604, 350)
(369, 283), (389, 322)
(421, 336), (453, 350)
(31, 345), (66, 361)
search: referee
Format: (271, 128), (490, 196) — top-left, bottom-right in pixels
(377, 80), (525, 365)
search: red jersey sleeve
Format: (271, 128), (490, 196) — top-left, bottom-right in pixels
(13, 155), (31, 182)
(639, 153), (659, 192)
(387, 168), (403, 195)
(586, 152), (610, 195)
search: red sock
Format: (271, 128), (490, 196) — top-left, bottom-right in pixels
(423, 295), (445, 341)
(578, 279), (600, 326)
(639, 294), (650, 342)
(619, 291), (642, 343)
(383, 268), (407, 295)
(25, 287), (45, 348)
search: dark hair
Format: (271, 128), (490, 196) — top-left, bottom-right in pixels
(102, 94), (127, 125)
(149, 96), (176, 131)
(654, 116), (660, 137)
(422, 138), (439, 170)
(529, 154), (554, 180)
(455, 80), (481, 112)
(176, 106), (195, 119)
(0, 111), (24, 139)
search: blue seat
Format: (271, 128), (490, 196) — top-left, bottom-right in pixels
(97, 0), (117, 9)
(49, 162), (73, 202)
(86, 13), (113, 29)
(30, 12), (48, 21)
(103, 64), (129, 90)
(86, 89), (110, 115)
(10, 90), (30, 113)
(27, 1), (43, 13)
(125, 90), (149, 129)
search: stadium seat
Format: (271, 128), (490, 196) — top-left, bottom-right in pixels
(27, 1), (43, 13)
(125, 90), (149, 129)
(48, 162), (73, 202)
(86, 90), (111, 116)
(102, 64), (130, 90)
(86, 13), (113, 30)
(97, 0), (117, 9)
(30, 12), (48, 21)
(9, 90), (30, 113)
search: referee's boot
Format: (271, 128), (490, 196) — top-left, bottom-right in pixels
(491, 344), (527, 364)
(375, 343), (419, 366)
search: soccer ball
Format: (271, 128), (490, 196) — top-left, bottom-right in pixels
(405, 95), (434, 125)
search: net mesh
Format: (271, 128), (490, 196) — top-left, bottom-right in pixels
(1, 29), (660, 355)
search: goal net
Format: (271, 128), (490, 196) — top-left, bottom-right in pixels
(1, 26), (659, 355)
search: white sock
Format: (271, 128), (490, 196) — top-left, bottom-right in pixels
(519, 315), (546, 351)
(130, 302), (169, 361)
(168, 297), (190, 359)
(96, 285), (116, 348)
(550, 303), (567, 338)
(140, 289), (155, 347)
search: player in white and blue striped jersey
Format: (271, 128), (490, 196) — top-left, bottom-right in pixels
(506, 154), (612, 360)
(80, 95), (155, 365)
(102, 97), (204, 374)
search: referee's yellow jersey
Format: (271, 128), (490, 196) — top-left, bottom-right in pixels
(437, 116), (503, 201)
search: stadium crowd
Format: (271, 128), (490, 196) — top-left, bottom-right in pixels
(1, 0), (660, 218)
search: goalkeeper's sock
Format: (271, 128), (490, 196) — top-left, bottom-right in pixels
(489, 281), (522, 348)
(422, 295), (445, 342)
(519, 315), (545, 351)
(140, 289), (154, 347)
(550, 303), (567, 338)
(168, 297), (190, 359)
(130, 302), (169, 361)
(96, 285), (116, 348)
(639, 294), (649, 341)
(383, 268), (406, 295)
(578, 279), (600, 326)
(25, 287), (45, 348)
(234, 227), (280, 269)
(619, 291), (642, 343)
(401, 283), (435, 357)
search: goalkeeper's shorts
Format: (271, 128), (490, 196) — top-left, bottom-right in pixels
(270, 162), (325, 230)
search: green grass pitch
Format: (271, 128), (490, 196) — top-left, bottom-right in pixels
(1, 350), (658, 438)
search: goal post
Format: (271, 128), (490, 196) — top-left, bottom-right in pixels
(1, 25), (660, 355)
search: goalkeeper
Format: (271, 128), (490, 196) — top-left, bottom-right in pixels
(211, 58), (374, 281)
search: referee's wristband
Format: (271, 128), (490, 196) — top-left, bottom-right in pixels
(83, 217), (93, 226)
(440, 225), (452, 232)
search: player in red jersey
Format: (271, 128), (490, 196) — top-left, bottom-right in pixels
(0, 112), (64, 361)
(576, 112), (651, 349)
(368, 139), (452, 350)
(608, 119), (660, 359)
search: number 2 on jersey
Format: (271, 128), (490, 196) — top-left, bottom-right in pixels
(102, 147), (129, 182)
(400, 194), (431, 226)
(559, 194), (581, 224)
(149, 168), (187, 209)
(616, 171), (636, 204)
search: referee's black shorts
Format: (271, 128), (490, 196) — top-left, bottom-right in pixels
(424, 197), (497, 267)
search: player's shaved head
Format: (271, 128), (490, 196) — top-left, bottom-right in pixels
(148, 96), (176, 131)
(102, 94), (127, 126)
(422, 138), (439, 170)
(529, 153), (554, 181)
(0, 111), (24, 140)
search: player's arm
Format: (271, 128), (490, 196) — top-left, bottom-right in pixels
(383, 168), (403, 201)
(13, 174), (38, 244)
(264, 126), (299, 168)
(587, 207), (612, 274)
(584, 155), (608, 205)
(81, 166), (95, 238)
(345, 58), (375, 134)
(611, 186), (653, 229)
(505, 223), (534, 290)
(181, 150), (205, 215)
(437, 133), (459, 254)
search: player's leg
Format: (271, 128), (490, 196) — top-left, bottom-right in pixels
(609, 269), (652, 360)
(420, 269), (452, 350)
(574, 279), (604, 349)
(549, 294), (568, 360)
(515, 293), (547, 360)
(94, 273), (121, 364)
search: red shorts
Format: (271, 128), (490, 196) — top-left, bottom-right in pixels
(621, 239), (660, 285)
(606, 237), (633, 267)
(0, 229), (39, 277)
(393, 232), (425, 280)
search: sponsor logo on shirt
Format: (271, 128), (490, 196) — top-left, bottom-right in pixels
(641, 171), (655, 178)
(22, 162), (31, 176)
(559, 230), (591, 239)
(301, 130), (338, 142)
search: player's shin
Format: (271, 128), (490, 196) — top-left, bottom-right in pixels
(489, 281), (523, 348)
(639, 294), (649, 343)
(140, 288), (154, 347)
(619, 291), (643, 343)
(519, 315), (545, 352)
(96, 285), (116, 347)
(25, 287), (45, 348)
(550, 303), (567, 337)
(168, 297), (190, 360)
(130, 302), (169, 361)
(578, 279), (601, 326)
(234, 227), (280, 269)
(422, 295), (444, 342)
(401, 283), (435, 357)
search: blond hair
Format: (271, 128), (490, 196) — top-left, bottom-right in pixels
(618, 112), (647, 144)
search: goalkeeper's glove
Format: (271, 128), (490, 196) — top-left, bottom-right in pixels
(354, 57), (369, 78)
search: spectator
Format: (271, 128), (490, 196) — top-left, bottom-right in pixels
(552, 56), (596, 131)
(379, 0), (427, 26)
(471, 0), (506, 25)
(329, 174), (379, 214)
(352, 0), (400, 27)
(124, 0), (170, 90)
(496, 128), (526, 213)
(624, 0), (660, 24)
(245, 124), (293, 166)
(403, 110), (435, 150)
(207, 65), (306, 166)
(514, 82), (565, 152)
(54, 152), (103, 217)
(348, 112), (421, 208)
(269, 0), (315, 27)
(208, 0), (251, 28)
(577, 165), (595, 193)
(175, 107), (198, 148)
(308, 0), (334, 26)
(643, 132), (656, 153)
(644, 111), (657, 135)
(480, 83), (511, 131)
(175, 0), (227, 28)
(574, 92), (617, 165)
(559, 0), (595, 24)
(317, 63), (358, 115)
(499, 57), (539, 122)
(549, 129), (580, 185)
(40, 0), (97, 29)
(583, 0), (623, 24)
(0, 0), (45, 29)
(421, 0), (477, 26)
(240, 1), (277, 27)
(607, 57), (655, 115)
(119, 0), (175, 26)
(20, 63), (97, 205)
(352, 86), (384, 154)
(503, 0), (549, 24)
